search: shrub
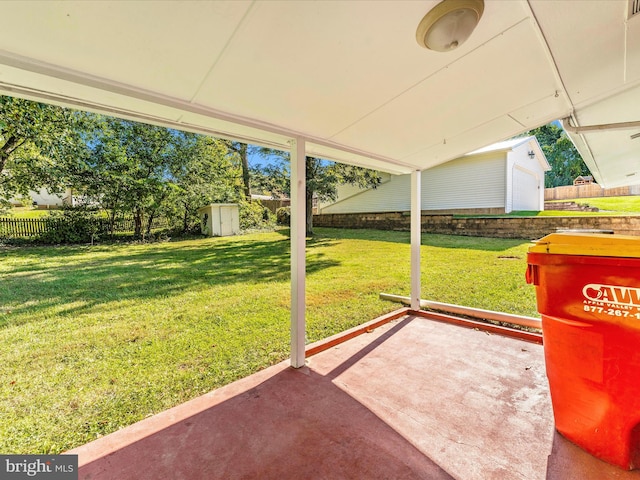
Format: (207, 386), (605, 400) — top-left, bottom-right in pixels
(239, 201), (275, 231)
(37, 207), (103, 244)
(276, 206), (290, 226)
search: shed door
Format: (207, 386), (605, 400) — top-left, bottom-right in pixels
(220, 207), (234, 236)
(512, 167), (539, 211)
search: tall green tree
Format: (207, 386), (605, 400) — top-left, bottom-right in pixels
(304, 157), (382, 236)
(526, 123), (590, 187)
(0, 95), (268, 234)
(250, 161), (289, 198)
(228, 142), (252, 202)
(0, 95), (88, 210)
(166, 134), (241, 233)
(71, 117), (244, 236)
(253, 149), (381, 235)
(78, 117), (181, 237)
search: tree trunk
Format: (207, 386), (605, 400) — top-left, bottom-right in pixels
(0, 135), (24, 174)
(146, 210), (156, 237)
(305, 156), (316, 236)
(0, 150), (8, 175)
(182, 202), (189, 233)
(134, 208), (143, 238)
(239, 143), (251, 202)
(306, 188), (314, 236)
(108, 209), (117, 237)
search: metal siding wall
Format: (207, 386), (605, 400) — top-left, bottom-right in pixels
(320, 174), (410, 213)
(422, 155), (505, 210)
(320, 155), (506, 213)
(318, 173), (395, 213)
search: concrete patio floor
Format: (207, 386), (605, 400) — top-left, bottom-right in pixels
(69, 310), (640, 479)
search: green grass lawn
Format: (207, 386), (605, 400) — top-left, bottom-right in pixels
(0, 228), (537, 454)
(456, 196), (640, 217)
(6, 207), (53, 218)
(563, 196), (640, 213)
(505, 209), (625, 217)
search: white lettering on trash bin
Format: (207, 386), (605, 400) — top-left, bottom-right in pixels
(582, 283), (640, 319)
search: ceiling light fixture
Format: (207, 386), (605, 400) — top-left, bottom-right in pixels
(416, 0), (484, 52)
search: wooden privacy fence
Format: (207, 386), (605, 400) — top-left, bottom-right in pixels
(259, 198), (290, 214)
(545, 184), (640, 200)
(0, 216), (170, 240)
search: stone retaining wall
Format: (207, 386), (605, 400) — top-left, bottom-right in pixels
(313, 212), (640, 239)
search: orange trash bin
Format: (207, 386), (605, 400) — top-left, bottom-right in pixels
(526, 232), (640, 470)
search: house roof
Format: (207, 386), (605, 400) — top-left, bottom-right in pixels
(467, 136), (535, 155)
(0, 1), (637, 184)
(468, 136), (551, 171)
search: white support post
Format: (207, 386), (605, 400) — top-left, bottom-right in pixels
(410, 170), (422, 311)
(290, 137), (306, 368)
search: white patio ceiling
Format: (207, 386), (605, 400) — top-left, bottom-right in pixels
(0, 0), (638, 185)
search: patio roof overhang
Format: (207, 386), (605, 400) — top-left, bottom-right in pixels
(1, 1), (639, 183)
(1, 0), (640, 366)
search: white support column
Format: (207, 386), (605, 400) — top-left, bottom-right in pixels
(290, 137), (306, 368)
(410, 170), (422, 311)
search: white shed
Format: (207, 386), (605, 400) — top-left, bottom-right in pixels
(198, 204), (240, 237)
(318, 136), (550, 215)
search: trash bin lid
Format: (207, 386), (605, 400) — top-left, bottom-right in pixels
(529, 232), (640, 257)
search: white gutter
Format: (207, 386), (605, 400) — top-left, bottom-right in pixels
(562, 117), (640, 134)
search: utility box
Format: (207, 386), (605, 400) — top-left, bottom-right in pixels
(198, 204), (240, 237)
(526, 232), (640, 470)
